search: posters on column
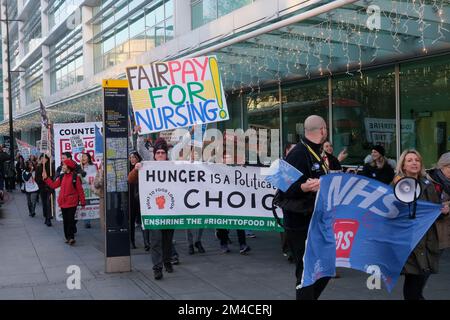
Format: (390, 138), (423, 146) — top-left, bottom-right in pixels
(53, 122), (102, 221)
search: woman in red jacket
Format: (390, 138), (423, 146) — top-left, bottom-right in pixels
(42, 159), (86, 245)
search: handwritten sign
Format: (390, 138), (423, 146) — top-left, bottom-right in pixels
(126, 56), (229, 134)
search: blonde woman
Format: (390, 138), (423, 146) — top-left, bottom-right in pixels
(393, 150), (449, 300)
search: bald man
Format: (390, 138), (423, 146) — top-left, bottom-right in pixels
(282, 115), (330, 300)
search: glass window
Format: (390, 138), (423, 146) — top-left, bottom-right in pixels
(165, 17), (174, 41)
(244, 88), (281, 164)
(281, 80), (329, 151)
(218, 0), (252, 17)
(332, 68), (396, 165)
(400, 54), (450, 168)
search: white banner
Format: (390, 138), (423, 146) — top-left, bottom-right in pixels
(54, 122), (102, 221)
(364, 118), (415, 147)
(138, 161), (282, 231)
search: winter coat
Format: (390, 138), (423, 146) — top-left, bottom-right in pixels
(45, 173), (86, 209)
(427, 168), (450, 250)
(127, 166), (140, 217)
(35, 162), (54, 192)
(393, 176), (441, 275)
(361, 161), (395, 185)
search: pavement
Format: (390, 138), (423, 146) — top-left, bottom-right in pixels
(0, 190), (449, 300)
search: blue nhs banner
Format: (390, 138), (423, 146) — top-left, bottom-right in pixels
(299, 173), (441, 292)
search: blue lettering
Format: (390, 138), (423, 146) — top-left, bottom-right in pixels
(151, 108), (164, 131)
(135, 110), (153, 131)
(190, 102), (206, 123)
(186, 101), (194, 124)
(175, 105), (188, 127)
(162, 106), (177, 129)
(203, 99), (218, 121)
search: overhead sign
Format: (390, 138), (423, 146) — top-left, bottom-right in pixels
(126, 55), (229, 134)
(138, 161), (282, 231)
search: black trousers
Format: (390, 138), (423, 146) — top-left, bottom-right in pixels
(40, 189), (52, 219)
(285, 228), (331, 300)
(129, 209), (137, 245)
(217, 229), (246, 246)
(61, 207), (77, 241)
(5, 178), (15, 190)
(403, 274), (430, 300)
(150, 229), (175, 270)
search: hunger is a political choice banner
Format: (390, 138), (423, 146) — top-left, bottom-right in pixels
(300, 173), (442, 292)
(54, 122), (103, 221)
(138, 161), (282, 231)
(126, 55), (229, 134)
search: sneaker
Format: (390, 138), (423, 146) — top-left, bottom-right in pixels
(154, 269), (163, 280)
(245, 231), (256, 238)
(171, 255), (180, 265)
(68, 239), (76, 245)
(164, 262), (173, 273)
(221, 244), (230, 254)
(194, 241), (205, 253)
(239, 245), (251, 254)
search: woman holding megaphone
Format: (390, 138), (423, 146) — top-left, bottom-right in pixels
(393, 150), (449, 300)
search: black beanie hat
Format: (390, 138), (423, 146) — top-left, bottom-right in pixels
(153, 138), (168, 159)
(372, 145), (385, 157)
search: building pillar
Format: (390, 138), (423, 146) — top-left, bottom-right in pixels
(174, 0), (191, 37)
(1, 1), (8, 121)
(42, 45), (51, 98)
(82, 5), (94, 79)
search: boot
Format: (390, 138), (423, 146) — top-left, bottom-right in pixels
(142, 229), (150, 251)
(188, 244), (195, 255)
(194, 241), (205, 253)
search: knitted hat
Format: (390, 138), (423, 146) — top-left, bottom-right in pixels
(372, 145), (385, 157)
(153, 138), (168, 159)
(64, 159), (77, 170)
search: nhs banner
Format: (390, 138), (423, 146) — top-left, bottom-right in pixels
(300, 173), (441, 292)
(262, 159), (303, 192)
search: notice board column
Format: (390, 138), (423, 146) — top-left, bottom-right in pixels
(102, 79), (131, 273)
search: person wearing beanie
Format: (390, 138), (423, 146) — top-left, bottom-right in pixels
(128, 138), (178, 280)
(42, 158), (86, 245)
(360, 144), (395, 184)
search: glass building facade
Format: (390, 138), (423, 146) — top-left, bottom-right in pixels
(92, 0), (174, 73)
(0, 0), (449, 169)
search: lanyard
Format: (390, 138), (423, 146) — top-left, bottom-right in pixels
(301, 140), (329, 174)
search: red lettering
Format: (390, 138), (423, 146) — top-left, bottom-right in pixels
(168, 61), (181, 85)
(64, 142), (71, 152)
(192, 57), (209, 81)
(182, 60), (197, 83)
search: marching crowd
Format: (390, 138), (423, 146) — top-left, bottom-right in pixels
(1, 115), (449, 300)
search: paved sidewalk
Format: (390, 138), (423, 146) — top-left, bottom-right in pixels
(0, 191), (449, 300)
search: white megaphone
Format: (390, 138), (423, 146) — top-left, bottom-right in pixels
(393, 177), (422, 219)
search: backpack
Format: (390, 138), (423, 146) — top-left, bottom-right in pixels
(271, 190), (315, 228)
(59, 172), (79, 188)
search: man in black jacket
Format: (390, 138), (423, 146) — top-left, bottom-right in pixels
(283, 115), (330, 300)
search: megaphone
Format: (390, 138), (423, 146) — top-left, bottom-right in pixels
(393, 177), (422, 219)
